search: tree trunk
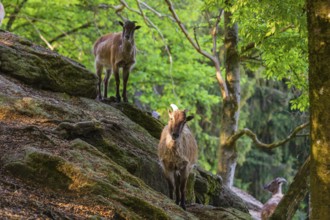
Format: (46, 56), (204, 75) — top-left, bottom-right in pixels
(218, 10), (240, 187)
(307, 0), (330, 218)
(270, 156), (310, 220)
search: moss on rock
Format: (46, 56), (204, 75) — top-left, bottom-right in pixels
(187, 204), (252, 220)
(110, 102), (164, 139)
(194, 168), (249, 213)
(3, 147), (90, 190)
(0, 31), (97, 98)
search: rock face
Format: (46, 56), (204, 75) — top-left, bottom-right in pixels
(0, 32), (251, 219)
(0, 30), (98, 98)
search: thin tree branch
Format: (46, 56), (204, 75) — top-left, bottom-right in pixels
(49, 21), (92, 44)
(193, 27), (201, 50)
(164, 0), (229, 99)
(139, 1), (175, 21)
(11, 15), (84, 53)
(6, 0), (28, 31)
(24, 15), (53, 50)
(165, 0), (210, 57)
(96, 3), (125, 20)
(226, 122), (309, 149)
(119, 0), (140, 15)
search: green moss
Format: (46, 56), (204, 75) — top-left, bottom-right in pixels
(195, 171), (211, 204)
(3, 147), (95, 191)
(70, 138), (109, 160)
(4, 148), (73, 189)
(0, 32), (97, 98)
(90, 181), (168, 220)
(68, 139), (144, 190)
(82, 133), (140, 174)
(111, 102), (164, 139)
(186, 172), (196, 204)
(120, 196), (170, 220)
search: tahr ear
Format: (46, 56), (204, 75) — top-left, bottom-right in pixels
(186, 115), (194, 122)
(135, 25), (141, 30)
(119, 21), (124, 27)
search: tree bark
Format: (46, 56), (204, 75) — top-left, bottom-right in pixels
(307, 0), (330, 218)
(217, 10), (240, 187)
(270, 156), (310, 220)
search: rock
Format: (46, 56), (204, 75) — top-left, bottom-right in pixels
(232, 187), (263, 219)
(194, 168), (249, 213)
(0, 31), (97, 98)
(1, 143), (195, 219)
(108, 101), (164, 139)
(187, 204), (252, 220)
(3, 146), (76, 190)
(0, 32), (253, 219)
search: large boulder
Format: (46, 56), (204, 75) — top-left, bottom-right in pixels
(0, 30), (97, 98)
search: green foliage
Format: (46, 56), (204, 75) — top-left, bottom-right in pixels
(228, 0), (308, 111)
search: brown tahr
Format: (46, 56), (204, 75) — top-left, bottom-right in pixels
(93, 20), (141, 102)
(158, 104), (198, 210)
(261, 177), (287, 220)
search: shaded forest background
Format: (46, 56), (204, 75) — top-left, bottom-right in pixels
(1, 0), (309, 218)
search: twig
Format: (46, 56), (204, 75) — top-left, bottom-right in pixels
(139, 1), (175, 21)
(226, 122), (309, 149)
(49, 21), (92, 44)
(193, 27), (200, 50)
(24, 15), (53, 50)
